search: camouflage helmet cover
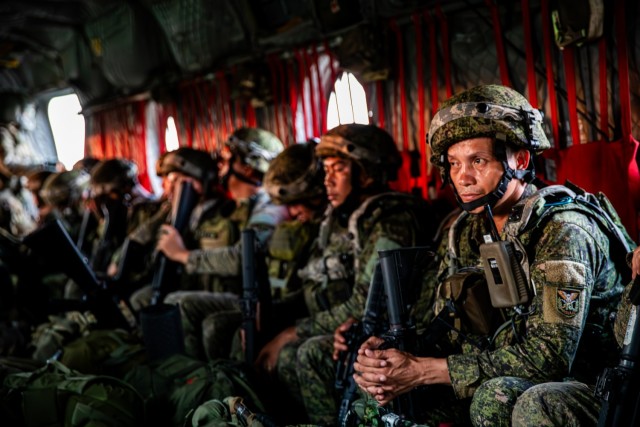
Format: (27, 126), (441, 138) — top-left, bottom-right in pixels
(226, 127), (284, 174)
(316, 123), (402, 184)
(89, 158), (138, 197)
(428, 84), (550, 166)
(264, 141), (325, 205)
(41, 170), (90, 207)
(162, 147), (217, 184)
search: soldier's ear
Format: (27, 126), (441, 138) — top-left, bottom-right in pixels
(515, 149), (530, 170)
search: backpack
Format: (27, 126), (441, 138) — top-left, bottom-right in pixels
(60, 328), (147, 378)
(0, 360), (145, 427)
(124, 354), (265, 427)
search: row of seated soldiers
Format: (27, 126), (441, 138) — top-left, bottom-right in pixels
(0, 84), (638, 427)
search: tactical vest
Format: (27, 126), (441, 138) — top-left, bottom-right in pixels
(300, 192), (430, 314)
(439, 182), (634, 342)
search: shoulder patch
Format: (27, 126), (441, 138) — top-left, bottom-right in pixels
(556, 288), (581, 317)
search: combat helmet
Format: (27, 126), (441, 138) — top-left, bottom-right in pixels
(316, 123), (402, 186)
(162, 147), (217, 184)
(427, 84), (549, 211)
(428, 84), (549, 166)
(264, 141), (326, 205)
(89, 158), (138, 198)
(225, 128), (284, 175)
(41, 170), (89, 209)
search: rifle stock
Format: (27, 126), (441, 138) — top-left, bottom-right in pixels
(596, 277), (640, 426)
(240, 228), (272, 364)
(150, 180), (199, 305)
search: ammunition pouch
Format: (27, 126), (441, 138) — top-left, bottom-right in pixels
(437, 269), (498, 336)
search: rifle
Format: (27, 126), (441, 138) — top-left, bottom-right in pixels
(335, 261), (386, 427)
(240, 228), (272, 365)
(595, 278), (640, 426)
(90, 196), (129, 276)
(22, 219), (131, 330)
(378, 248), (451, 425)
(76, 207), (98, 257)
(336, 247), (434, 426)
(149, 180), (199, 305)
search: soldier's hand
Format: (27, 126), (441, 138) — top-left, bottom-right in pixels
(255, 326), (298, 375)
(632, 246), (640, 279)
(333, 317), (357, 360)
(353, 339), (450, 405)
(157, 224), (189, 264)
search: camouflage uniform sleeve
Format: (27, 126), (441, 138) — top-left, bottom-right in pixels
(447, 213), (611, 399)
(296, 210), (419, 338)
(184, 198), (287, 276)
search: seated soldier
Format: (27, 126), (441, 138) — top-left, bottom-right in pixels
(155, 128), (288, 358)
(351, 84), (634, 426)
(126, 147), (236, 310)
(254, 124), (436, 425)
(162, 140), (326, 361)
(84, 158), (157, 278)
(24, 169), (56, 226)
(40, 169), (91, 243)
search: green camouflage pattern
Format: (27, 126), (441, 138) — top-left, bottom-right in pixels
(128, 197), (238, 311)
(227, 128), (284, 174)
(428, 84), (550, 167)
(469, 377), (600, 426)
(296, 193), (431, 337)
(263, 142), (325, 205)
(296, 335), (337, 425)
(511, 381), (599, 426)
(185, 190), (288, 278)
(436, 183), (626, 398)
(298, 211), (354, 316)
(316, 124), (402, 184)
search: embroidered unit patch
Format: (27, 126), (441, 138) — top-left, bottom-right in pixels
(556, 289), (580, 317)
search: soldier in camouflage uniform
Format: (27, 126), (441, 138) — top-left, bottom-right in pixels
(157, 128), (288, 359)
(126, 147), (237, 311)
(84, 158), (158, 278)
(352, 85), (634, 427)
(162, 141), (326, 362)
(255, 124), (434, 425)
(40, 169), (90, 241)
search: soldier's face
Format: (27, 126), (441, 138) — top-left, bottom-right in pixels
(323, 156), (353, 208)
(287, 203), (315, 223)
(447, 137), (513, 214)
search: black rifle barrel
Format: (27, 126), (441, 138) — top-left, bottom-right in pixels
(150, 180), (199, 305)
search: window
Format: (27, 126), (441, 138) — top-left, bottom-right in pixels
(165, 116), (180, 152)
(48, 93), (85, 170)
(326, 72), (369, 130)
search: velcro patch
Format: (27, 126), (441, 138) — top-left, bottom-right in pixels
(539, 260), (587, 326)
(556, 289), (581, 317)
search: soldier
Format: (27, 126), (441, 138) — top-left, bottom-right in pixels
(255, 124), (435, 425)
(157, 128), (287, 358)
(352, 85), (634, 426)
(40, 169), (91, 242)
(85, 158), (157, 277)
(126, 146), (236, 310)
(163, 140), (326, 361)
(24, 169), (56, 225)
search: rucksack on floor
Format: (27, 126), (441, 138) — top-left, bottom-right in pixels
(124, 354), (264, 427)
(60, 328), (147, 378)
(0, 360), (145, 427)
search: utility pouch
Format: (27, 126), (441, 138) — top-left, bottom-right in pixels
(479, 241), (529, 308)
(439, 270), (497, 336)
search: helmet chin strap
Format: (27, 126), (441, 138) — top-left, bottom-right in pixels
(221, 154), (261, 188)
(447, 159), (533, 212)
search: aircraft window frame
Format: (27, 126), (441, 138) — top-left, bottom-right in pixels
(326, 71), (369, 130)
(47, 93), (85, 170)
